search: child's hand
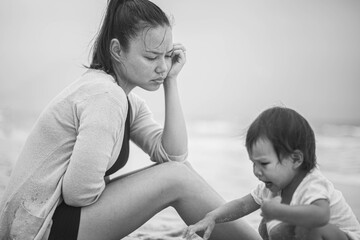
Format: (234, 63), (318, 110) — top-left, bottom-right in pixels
(182, 216), (215, 240)
(261, 195), (282, 221)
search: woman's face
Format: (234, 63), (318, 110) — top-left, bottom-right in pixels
(116, 25), (173, 92)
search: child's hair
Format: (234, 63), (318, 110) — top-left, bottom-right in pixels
(245, 106), (317, 172)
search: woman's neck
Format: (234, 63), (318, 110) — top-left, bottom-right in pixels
(112, 65), (135, 95)
(112, 73), (134, 95)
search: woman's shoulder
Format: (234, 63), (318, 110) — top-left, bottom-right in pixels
(69, 69), (127, 104)
(81, 69), (125, 95)
(128, 92), (145, 105)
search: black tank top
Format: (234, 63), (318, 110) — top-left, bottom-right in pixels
(105, 100), (131, 176)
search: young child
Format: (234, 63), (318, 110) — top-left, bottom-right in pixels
(183, 107), (360, 240)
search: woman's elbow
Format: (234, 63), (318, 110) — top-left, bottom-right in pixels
(62, 192), (97, 207)
(62, 184), (104, 207)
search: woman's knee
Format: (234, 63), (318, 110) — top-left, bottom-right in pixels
(159, 161), (192, 175)
(160, 161), (196, 182)
(157, 161), (202, 199)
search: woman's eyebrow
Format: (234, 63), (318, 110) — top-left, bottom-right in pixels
(146, 48), (174, 55)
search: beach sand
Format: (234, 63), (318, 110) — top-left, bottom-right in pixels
(1, 120), (359, 239)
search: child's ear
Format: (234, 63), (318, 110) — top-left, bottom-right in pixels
(291, 150), (304, 169)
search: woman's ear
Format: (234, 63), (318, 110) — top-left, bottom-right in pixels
(291, 150), (304, 169)
(110, 38), (122, 62)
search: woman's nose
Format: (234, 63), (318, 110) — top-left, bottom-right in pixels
(155, 58), (168, 74)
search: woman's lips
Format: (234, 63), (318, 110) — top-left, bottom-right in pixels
(152, 78), (164, 84)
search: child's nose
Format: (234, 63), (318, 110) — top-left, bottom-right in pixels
(253, 165), (262, 177)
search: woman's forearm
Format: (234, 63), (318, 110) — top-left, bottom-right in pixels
(162, 78), (188, 156)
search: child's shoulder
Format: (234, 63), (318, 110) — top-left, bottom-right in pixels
(302, 168), (333, 188)
(292, 168), (335, 205)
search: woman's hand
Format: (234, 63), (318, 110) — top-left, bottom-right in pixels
(165, 43), (186, 81)
(183, 215), (215, 240)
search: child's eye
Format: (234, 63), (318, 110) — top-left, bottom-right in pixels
(261, 162), (269, 166)
(165, 55), (172, 59)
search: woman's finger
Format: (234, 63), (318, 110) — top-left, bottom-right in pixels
(171, 49), (186, 64)
(172, 43), (186, 52)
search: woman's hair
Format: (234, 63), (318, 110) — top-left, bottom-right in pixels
(89, 0), (170, 75)
(245, 106), (317, 172)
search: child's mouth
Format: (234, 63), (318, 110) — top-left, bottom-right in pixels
(265, 181), (273, 189)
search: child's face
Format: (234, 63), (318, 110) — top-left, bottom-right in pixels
(249, 138), (298, 193)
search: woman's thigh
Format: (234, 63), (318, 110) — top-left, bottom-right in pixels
(77, 161), (191, 240)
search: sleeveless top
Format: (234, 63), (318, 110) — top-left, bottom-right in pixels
(105, 99), (131, 176)
(49, 100), (132, 239)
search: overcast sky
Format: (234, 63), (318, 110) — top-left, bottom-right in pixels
(1, 0), (359, 125)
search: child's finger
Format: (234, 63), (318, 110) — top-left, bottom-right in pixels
(182, 227), (189, 238)
(203, 227), (213, 240)
(182, 226), (194, 239)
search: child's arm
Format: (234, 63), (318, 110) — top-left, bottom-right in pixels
(261, 198), (330, 228)
(183, 194), (260, 240)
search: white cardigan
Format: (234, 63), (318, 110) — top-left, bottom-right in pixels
(0, 69), (187, 240)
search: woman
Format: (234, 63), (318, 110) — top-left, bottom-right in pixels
(0, 0), (261, 239)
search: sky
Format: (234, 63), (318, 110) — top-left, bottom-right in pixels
(0, 0), (359, 126)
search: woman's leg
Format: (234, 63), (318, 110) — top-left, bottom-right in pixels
(77, 161), (261, 240)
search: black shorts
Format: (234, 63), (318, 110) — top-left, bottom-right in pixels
(48, 202), (81, 240)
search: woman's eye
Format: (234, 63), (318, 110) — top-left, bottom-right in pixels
(165, 55), (172, 59)
(146, 56), (157, 60)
